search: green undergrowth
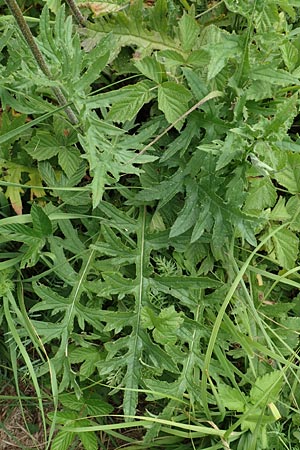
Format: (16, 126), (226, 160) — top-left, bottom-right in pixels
(1, 0), (300, 449)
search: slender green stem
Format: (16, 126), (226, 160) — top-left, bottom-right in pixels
(64, 0), (86, 26)
(4, 0), (78, 125)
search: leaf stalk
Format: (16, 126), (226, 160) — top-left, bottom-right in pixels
(64, 0), (86, 26)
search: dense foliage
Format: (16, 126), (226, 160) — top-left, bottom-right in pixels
(1, 0), (300, 449)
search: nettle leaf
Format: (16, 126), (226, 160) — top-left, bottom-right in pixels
(250, 371), (283, 405)
(179, 13), (199, 52)
(107, 80), (156, 123)
(218, 384), (247, 412)
(157, 49), (186, 66)
(158, 81), (192, 130)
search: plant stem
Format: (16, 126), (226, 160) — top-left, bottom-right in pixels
(4, 0), (78, 125)
(64, 0), (86, 26)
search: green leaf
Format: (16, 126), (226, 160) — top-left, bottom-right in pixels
(218, 384), (246, 412)
(263, 94), (298, 139)
(158, 81), (192, 130)
(205, 34), (241, 80)
(58, 147), (82, 178)
(78, 430), (98, 450)
(73, 51), (110, 91)
(224, 0), (257, 17)
(287, 196), (300, 231)
(51, 430), (75, 450)
(0, 103), (70, 146)
(24, 131), (61, 161)
(250, 371), (283, 405)
(30, 204), (53, 237)
(152, 276), (222, 290)
(244, 177), (277, 211)
(191, 204), (211, 243)
(169, 179), (199, 237)
(179, 13), (199, 52)
(134, 56), (163, 83)
(31, 283), (72, 314)
(107, 80), (156, 123)
(91, 164), (110, 209)
(59, 393), (113, 415)
(44, 0), (61, 13)
(268, 226), (299, 270)
(280, 41), (298, 72)
(84, 397), (113, 416)
(216, 133), (244, 170)
(158, 49), (186, 65)
(141, 306), (184, 345)
(274, 151), (300, 194)
(269, 197), (291, 222)
(249, 66), (299, 86)
(69, 347), (102, 379)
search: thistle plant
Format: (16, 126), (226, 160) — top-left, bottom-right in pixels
(4, 0), (78, 124)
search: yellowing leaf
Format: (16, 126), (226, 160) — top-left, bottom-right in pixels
(78, 1), (129, 17)
(4, 166), (23, 215)
(26, 170), (46, 200)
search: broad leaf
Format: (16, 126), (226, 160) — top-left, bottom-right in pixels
(179, 13), (199, 52)
(158, 81), (192, 130)
(250, 371), (283, 404)
(30, 204), (52, 237)
(134, 56), (163, 83)
(107, 80), (156, 123)
(218, 384), (246, 412)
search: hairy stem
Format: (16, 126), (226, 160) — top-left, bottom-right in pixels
(64, 0), (86, 26)
(5, 0), (78, 125)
